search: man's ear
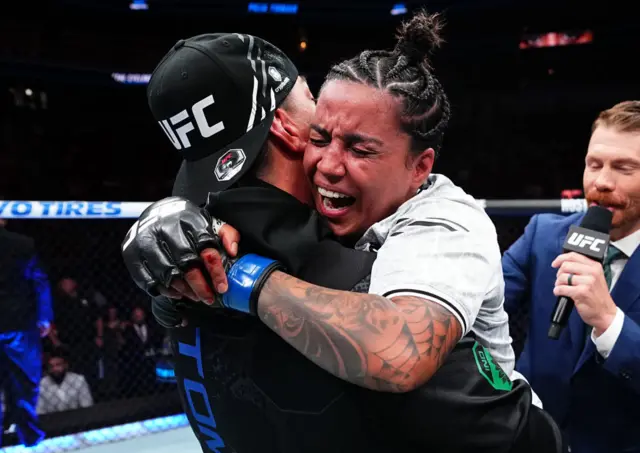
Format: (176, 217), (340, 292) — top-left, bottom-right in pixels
(410, 148), (435, 192)
(270, 108), (303, 154)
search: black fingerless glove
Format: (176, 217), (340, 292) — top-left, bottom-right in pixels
(121, 196), (223, 298)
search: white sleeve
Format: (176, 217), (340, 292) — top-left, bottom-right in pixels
(591, 307), (625, 359)
(367, 214), (500, 335)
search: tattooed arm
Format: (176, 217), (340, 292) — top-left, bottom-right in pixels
(257, 271), (462, 393)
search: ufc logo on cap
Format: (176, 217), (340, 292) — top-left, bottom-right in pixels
(158, 94), (225, 150)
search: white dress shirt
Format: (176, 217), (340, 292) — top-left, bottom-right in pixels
(134, 323), (148, 343)
(591, 228), (640, 358)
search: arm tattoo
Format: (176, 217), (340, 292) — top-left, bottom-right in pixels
(257, 271), (462, 392)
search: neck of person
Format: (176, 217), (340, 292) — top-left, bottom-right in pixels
(259, 149), (313, 206)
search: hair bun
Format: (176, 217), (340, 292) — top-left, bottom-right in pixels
(394, 10), (444, 63)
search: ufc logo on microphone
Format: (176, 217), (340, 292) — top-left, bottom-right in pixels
(567, 233), (606, 252)
(158, 94), (225, 150)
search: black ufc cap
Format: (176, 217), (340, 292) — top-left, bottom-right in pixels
(147, 33), (299, 205)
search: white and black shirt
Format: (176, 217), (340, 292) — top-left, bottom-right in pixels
(36, 372), (94, 414)
(355, 174), (515, 375)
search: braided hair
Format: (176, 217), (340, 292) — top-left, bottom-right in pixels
(324, 10), (451, 157)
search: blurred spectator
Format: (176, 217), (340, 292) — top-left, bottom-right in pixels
(53, 278), (102, 385)
(0, 217), (51, 447)
(121, 307), (160, 397)
(36, 349), (93, 414)
(98, 305), (124, 399)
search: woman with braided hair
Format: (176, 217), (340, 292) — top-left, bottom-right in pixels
(298, 9), (516, 378)
(308, 11), (451, 240)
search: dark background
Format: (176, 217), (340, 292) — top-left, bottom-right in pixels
(1, 0), (638, 445)
(2, 0), (638, 202)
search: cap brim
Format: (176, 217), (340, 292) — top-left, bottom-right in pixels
(172, 110), (275, 205)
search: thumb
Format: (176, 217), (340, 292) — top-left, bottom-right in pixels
(219, 224), (241, 257)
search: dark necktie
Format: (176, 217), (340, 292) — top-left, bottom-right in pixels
(603, 245), (626, 289)
(585, 245), (626, 342)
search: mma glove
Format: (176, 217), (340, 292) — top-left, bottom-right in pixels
(121, 196), (283, 318)
(121, 196), (224, 299)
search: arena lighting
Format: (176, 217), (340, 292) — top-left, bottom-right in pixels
(156, 364), (176, 382)
(390, 3), (407, 15)
(248, 2), (268, 12)
(129, 0), (148, 10)
(270, 3), (297, 14)
(111, 72), (151, 84)
(248, 2), (298, 14)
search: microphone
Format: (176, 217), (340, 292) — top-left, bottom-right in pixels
(548, 205), (613, 340)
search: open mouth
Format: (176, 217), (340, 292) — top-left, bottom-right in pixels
(317, 186), (356, 212)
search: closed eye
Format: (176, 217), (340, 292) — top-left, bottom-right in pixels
(310, 137), (329, 147)
(351, 147), (374, 157)
(614, 164), (637, 174)
(586, 159), (602, 169)
(310, 124), (331, 140)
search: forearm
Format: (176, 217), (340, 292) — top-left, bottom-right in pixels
(256, 271), (462, 392)
(49, 328), (62, 346)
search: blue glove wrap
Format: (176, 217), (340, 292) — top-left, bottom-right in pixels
(223, 254), (284, 315)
